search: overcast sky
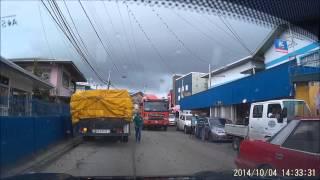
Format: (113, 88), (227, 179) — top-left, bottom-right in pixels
(1, 1), (272, 97)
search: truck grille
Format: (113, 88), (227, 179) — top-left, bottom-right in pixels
(148, 114), (164, 120)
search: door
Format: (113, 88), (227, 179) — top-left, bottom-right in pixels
(272, 121), (320, 173)
(249, 104), (264, 140)
(265, 103), (286, 138)
(178, 115), (184, 130)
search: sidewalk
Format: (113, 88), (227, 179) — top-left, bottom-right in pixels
(1, 137), (82, 178)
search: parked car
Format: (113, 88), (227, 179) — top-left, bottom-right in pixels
(176, 114), (196, 134)
(235, 118), (320, 176)
(195, 117), (232, 141)
(168, 114), (176, 126)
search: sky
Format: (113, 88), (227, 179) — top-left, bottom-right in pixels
(1, 1), (272, 97)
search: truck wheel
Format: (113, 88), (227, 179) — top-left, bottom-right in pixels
(232, 137), (241, 151)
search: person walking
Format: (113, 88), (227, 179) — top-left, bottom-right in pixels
(133, 112), (143, 143)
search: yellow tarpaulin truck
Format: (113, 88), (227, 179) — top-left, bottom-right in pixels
(70, 89), (133, 142)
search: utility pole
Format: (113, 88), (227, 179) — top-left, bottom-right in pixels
(107, 70), (111, 90)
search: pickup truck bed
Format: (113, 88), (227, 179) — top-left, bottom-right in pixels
(225, 124), (248, 138)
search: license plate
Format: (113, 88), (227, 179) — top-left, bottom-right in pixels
(94, 129), (110, 134)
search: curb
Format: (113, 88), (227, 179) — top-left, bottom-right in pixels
(1, 137), (82, 178)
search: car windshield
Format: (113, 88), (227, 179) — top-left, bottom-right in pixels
(1, 0), (319, 179)
(210, 118), (231, 127)
(144, 101), (168, 112)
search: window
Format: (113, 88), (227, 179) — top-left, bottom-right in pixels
(282, 121), (320, 154)
(267, 104), (282, 118)
(185, 85), (188, 91)
(178, 88), (180, 93)
(62, 72), (70, 88)
(252, 105), (263, 118)
(178, 95), (180, 101)
(0, 75), (9, 86)
(182, 86), (184, 91)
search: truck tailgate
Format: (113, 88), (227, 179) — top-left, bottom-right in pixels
(225, 124), (248, 137)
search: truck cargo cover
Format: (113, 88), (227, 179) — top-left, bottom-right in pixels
(70, 90), (133, 124)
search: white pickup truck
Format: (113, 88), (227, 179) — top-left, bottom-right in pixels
(225, 99), (311, 150)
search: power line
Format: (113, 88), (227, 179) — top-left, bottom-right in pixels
(41, 0), (115, 88)
(124, 1), (174, 74)
(173, 10), (243, 55)
(151, 7), (210, 64)
(78, 0), (121, 74)
(115, 0), (140, 71)
(38, 2), (54, 58)
(62, 0), (92, 60)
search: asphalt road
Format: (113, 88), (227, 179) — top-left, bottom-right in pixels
(38, 126), (237, 177)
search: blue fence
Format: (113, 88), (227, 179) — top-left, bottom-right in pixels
(0, 115), (72, 167)
(0, 97), (72, 167)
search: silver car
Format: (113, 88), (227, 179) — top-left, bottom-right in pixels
(198, 117), (233, 142)
(168, 114), (176, 126)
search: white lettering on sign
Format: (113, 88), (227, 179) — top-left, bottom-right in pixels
(1, 15), (18, 28)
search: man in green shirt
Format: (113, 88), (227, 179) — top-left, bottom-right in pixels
(133, 112), (143, 143)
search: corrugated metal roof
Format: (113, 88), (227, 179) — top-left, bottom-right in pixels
(0, 56), (54, 89)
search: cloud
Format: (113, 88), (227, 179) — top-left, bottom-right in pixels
(1, 1), (272, 95)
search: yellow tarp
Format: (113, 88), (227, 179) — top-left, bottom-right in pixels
(70, 89), (133, 124)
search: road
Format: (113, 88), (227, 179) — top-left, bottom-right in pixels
(37, 126), (237, 177)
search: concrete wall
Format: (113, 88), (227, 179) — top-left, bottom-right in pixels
(192, 73), (207, 94)
(208, 62), (254, 88)
(210, 105), (237, 122)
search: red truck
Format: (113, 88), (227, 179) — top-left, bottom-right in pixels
(140, 94), (169, 131)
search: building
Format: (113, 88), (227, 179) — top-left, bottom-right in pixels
(10, 58), (86, 102)
(0, 56), (53, 116)
(131, 91), (144, 104)
(174, 72), (207, 104)
(171, 74), (182, 106)
(180, 24), (320, 122)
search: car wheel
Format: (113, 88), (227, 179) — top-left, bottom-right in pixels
(208, 132), (214, 142)
(232, 137), (241, 151)
(201, 129), (205, 141)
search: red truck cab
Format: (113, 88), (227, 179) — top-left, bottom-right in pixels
(140, 95), (169, 131)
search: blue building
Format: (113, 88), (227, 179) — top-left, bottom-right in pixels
(180, 25), (320, 122)
(174, 72), (207, 105)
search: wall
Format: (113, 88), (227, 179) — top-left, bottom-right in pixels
(0, 115), (71, 167)
(264, 31), (318, 69)
(192, 73), (207, 94)
(175, 73), (192, 104)
(209, 61), (254, 88)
